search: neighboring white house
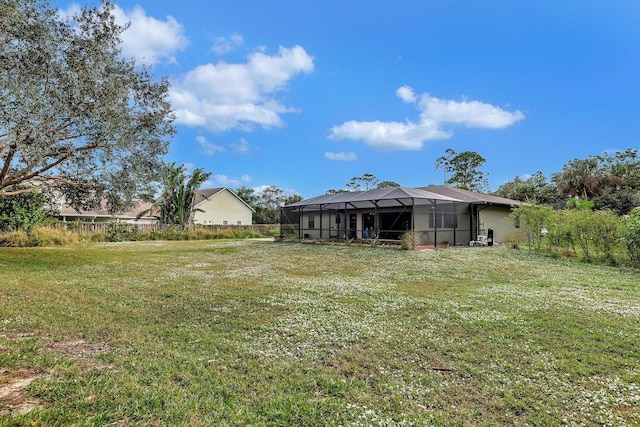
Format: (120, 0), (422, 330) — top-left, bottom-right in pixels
(192, 188), (254, 226)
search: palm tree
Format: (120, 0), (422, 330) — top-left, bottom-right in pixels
(553, 157), (617, 200)
(138, 162), (211, 228)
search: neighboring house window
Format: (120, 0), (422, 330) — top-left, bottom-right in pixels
(237, 221), (242, 225)
(308, 215), (315, 229)
(223, 220), (228, 225)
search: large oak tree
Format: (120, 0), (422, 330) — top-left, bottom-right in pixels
(0, 0), (175, 212)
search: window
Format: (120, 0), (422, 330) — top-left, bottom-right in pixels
(443, 213), (457, 228)
(308, 214), (315, 229)
(223, 220), (228, 225)
(430, 208), (457, 229)
(237, 220), (242, 225)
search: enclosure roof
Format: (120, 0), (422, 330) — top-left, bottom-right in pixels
(285, 187), (461, 210)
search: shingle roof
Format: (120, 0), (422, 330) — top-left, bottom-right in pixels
(57, 200), (156, 219)
(193, 188), (224, 207)
(419, 185), (523, 206)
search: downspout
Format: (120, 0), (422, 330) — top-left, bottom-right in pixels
(433, 200), (437, 248)
(411, 197), (416, 249)
(298, 206), (302, 240)
(319, 205), (323, 239)
(453, 201), (457, 246)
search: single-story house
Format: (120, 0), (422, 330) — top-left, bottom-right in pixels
(280, 186), (523, 247)
(56, 200), (158, 224)
(192, 187), (255, 226)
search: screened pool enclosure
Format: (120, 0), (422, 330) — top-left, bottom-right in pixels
(280, 187), (475, 247)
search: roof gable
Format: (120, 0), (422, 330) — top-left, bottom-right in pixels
(194, 187), (256, 212)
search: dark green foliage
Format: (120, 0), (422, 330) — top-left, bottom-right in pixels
(552, 151), (640, 213)
(593, 188), (638, 215)
(0, 188), (46, 232)
(494, 171), (558, 205)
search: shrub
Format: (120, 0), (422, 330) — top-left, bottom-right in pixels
(30, 226), (79, 246)
(400, 231), (416, 250)
(590, 210), (621, 261)
(0, 189), (47, 232)
(511, 203), (554, 250)
(0, 230), (30, 247)
(0, 226), (79, 247)
(621, 207), (640, 266)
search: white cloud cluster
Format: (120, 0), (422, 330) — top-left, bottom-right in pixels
(324, 151), (357, 161)
(212, 33), (244, 55)
(329, 86), (524, 151)
(171, 45), (314, 132)
(213, 174), (252, 188)
(113, 5), (188, 65)
(195, 136), (252, 156)
(59, 3), (188, 66)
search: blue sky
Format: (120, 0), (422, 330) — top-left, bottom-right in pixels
(56, 1), (640, 198)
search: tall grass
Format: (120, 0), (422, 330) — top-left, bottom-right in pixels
(0, 225), (269, 247)
(1, 241), (639, 425)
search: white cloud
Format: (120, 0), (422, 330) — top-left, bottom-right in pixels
(212, 33), (244, 55)
(417, 94), (525, 129)
(330, 120), (450, 151)
(396, 85), (417, 103)
(325, 151), (357, 161)
(59, 3), (188, 66)
(112, 5), (188, 65)
(57, 4), (82, 20)
(171, 45), (314, 132)
(213, 174), (252, 188)
(230, 138), (251, 154)
(195, 136), (225, 156)
(330, 86), (524, 151)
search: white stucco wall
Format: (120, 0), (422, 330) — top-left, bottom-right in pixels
(193, 190), (253, 225)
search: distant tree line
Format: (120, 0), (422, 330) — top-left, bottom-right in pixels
(235, 186), (302, 224)
(495, 148), (640, 215)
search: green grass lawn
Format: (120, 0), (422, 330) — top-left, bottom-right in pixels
(1, 240), (639, 426)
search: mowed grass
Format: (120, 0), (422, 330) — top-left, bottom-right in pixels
(1, 240), (639, 426)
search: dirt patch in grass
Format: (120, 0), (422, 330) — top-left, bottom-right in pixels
(45, 338), (109, 359)
(0, 368), (50, 416)
(45, 338), (113, 372)
(0, 339), (113, 416)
